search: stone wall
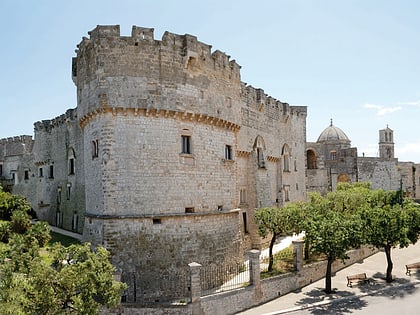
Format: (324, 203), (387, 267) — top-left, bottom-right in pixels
(358, 157), (400, 191)
(85, 211), (243, 303)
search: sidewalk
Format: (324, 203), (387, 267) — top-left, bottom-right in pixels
(237, 242), (420, 315)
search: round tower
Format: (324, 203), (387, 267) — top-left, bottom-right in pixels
(72, 25), (244, 301)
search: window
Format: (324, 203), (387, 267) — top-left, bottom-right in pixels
(282, 144), (291, 172)
(283, 155), (290, 172)
(242, 212), (248, 233)
(24, 170), (29, 180)
(294, 159), (297, 171)
(57, 187), (62, 205)
(307, 150), (317, 169)
(92, 140), (99, 158)
(254, 136), (266, 168)
(283, 185), (290, 202)
(39, 167), (43, 177)
(257, 148), (265, 168)
(181, 135), (191, 154)
(330, 151), (337, 160)
(0, 164), (2, 177)
(66, 183), (71, 200)
(153, 218), (161, 224)
(69, 158), (75, 175)
(225, 145), (232, 160)
(49, 165), (54, 179)
(185, 207), (195, 213)
(240, 188), (247, 205)
(72, 213), (79, 232)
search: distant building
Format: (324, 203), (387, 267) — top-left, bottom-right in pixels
(306, 120), (419, 199)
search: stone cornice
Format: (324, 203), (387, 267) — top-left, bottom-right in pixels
(79, 107), (241, 131)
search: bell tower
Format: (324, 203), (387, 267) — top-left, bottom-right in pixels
(379, 125), (394, 160)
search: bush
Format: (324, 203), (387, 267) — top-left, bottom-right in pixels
(28, 221), (51, 247)
(10, 210), (31, 234)
(0, 221), (11, 242)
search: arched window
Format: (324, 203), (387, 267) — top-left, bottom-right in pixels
(68, 148), (76, 175)
(253, 136), (266, 168)
(307, 149), (317, 169)
(282, 144), (291, 172)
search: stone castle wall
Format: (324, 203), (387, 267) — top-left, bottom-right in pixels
(72, 25), (307, 300)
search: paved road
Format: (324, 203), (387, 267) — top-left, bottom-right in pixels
(283, 282), (420, 314)
(237, 242), (420, 315)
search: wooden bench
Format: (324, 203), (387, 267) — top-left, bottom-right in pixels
(405, 262), (420, 275)
(346, 273), (369, 287)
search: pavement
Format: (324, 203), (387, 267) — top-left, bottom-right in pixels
(237, 241), (420, 315)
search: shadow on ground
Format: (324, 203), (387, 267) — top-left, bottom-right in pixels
(295, 287), (368, 315)
(357, 272), (419, 298)
(294, 273), (419, 315)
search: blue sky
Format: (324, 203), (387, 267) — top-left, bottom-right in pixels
(1, 0), (420, 162)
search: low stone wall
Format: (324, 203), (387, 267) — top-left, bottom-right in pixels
(103, 246), (378, 315)
(200, 245), (377, 315)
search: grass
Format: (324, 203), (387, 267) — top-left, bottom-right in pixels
(48, 231), (80, 247)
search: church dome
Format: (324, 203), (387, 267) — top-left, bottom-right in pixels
(317, 120), (350, 143)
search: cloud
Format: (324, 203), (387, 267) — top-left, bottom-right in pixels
(363, 103), (402, 116)
(398, 100), (420, 107)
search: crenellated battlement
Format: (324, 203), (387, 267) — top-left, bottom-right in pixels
(73, 25), (241, 79)
(0, 135), (34, 157)
(0, 135), (33, 145)
(34, 108), (77, 132)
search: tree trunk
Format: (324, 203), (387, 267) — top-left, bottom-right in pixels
(268, 233), (277, 272)
(384, 244), (393, 282)
(304, 238), (310, 260)
(325, 257), (334, 294)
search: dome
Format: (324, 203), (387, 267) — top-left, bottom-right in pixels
(317, 120), (350, 143)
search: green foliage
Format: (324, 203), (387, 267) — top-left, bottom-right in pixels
(0, 238), (126, 314)
(10, 210), (31, 234)
(0, 221), (10, 242)
(0, 189), (126, 313)
(28, 221), (52, 247)
(49, 231), (80, 247)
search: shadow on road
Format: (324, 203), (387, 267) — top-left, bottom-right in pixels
(357, 272), (419, 299)
(295, 287), (368, 315)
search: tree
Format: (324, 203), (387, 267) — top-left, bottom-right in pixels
(255, 205), (303, 272)
(361, 194), (420, 282)
(305, 210), (363, 293)
(0, 188), (127, 314)
(304, 184), (368, 294)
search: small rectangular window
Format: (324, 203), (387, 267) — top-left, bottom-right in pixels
(69, 158), (75, 175)
(185, 207), (195, 213)
(67, 184), (71, 200)
(92, 140), (99, 159)
(49, 165), (54, 179)
(0, 164), (3, 177)
(39, 167), (43, 177)
(153, 218), (162, 224)
(225, 145), (232, 160)
(182, 135), (191, 154)
(242, 212), (248, 234)
(24, 170), (29, 180)
(240, 188), (247, 205)
(284, 185), (290, 202)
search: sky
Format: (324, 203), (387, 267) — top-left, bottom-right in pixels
(1, 0), (420, 162)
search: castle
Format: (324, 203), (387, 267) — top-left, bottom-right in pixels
(0, 25), (417, 302)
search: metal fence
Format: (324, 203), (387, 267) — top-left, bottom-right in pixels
(200, 262), (251, 296)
